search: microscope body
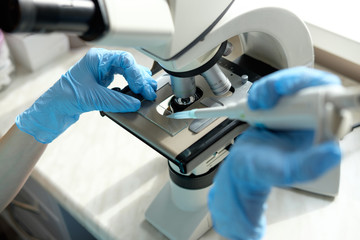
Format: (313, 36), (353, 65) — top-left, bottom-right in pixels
(96, 1), (338, 239)
(92, 0), (314, 70)
(0, 0), (340, 239)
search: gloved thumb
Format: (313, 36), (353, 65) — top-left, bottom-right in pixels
(290, 141), (341, 184)
(83, 86), (141, 113)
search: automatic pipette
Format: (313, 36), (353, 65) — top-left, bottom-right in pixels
(168, 85), (360, 139)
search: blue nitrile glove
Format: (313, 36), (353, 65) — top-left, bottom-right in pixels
(16, 48), (157, 144)
(208, 67), (342, 240)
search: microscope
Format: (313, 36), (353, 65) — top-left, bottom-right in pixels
(1, 0), (341, 239)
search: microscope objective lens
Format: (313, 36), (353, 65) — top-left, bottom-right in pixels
(169, 87), (203, 113)
(201, 64), (231, 96)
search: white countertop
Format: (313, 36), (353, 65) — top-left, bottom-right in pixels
(1, 46), (360, 240)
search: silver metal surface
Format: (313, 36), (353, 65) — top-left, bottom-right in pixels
(189, 97), (224, 133)
(170, 76), (196, 99)
(105, 63), (251, 172)
(241, 74), (248, 84)
(223, 41), (233, 57)
(201, 63), (231, 96)
(138, 83), (189, 136)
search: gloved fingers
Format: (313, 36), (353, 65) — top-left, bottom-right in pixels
(74, 48), (118, 86)
(139, 64), (152, 76)
(248, 78), (279, 110)
(95, 49), (134, 87)
(248, 67), (341, 110)
(128, 64), (157, 93)
(81, 48), (157, 100)
(137, 64), (158, 89)
(273, 67), (341, 95)
(82, 48), (138, 85)
(239, 127), (315, 149)
(209, 156), (269, 240)
(289, 140), (341, 183)
(122, 63), (157, 100)
(84, 49), (157, 100)
(229, 127), (337, 186)
(81, 86), (141, 113)
(70, 48), (129, 87)
(98, 50), (157, 100)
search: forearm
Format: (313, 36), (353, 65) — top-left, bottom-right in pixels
(0, 124), (47, 212)
(0, 48), (156, 212)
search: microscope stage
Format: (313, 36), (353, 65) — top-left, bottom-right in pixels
(103, 55), (276, 174)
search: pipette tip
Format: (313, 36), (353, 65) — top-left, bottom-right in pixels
(167, 111), (193, 119)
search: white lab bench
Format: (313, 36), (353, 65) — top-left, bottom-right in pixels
(1, 46), (360, 240)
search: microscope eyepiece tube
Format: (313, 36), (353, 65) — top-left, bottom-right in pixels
(0, 0), (97, 36)
(201, 63), (231, 96)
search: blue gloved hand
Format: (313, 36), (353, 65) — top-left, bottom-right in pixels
(16, 48), (157, 144)
(208, 67), (342, 240)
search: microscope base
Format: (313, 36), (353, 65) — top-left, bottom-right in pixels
(145, 182), (212, 240)
(295, 164), (340, 197)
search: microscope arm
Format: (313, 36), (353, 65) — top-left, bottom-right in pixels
(0, 0), (313, 73)
(142, 3), (314, 72)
